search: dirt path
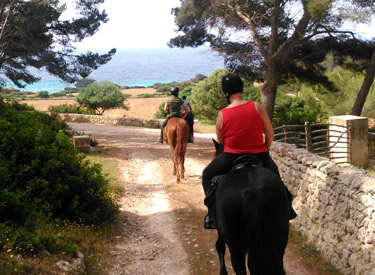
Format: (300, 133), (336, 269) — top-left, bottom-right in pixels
(69, 122), (317, 275)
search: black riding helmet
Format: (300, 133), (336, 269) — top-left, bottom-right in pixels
(222, 74), (243, 102)
(171, 87), (180, 96)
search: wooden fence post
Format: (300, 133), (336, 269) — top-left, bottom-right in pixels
(305, 121), (312, 152)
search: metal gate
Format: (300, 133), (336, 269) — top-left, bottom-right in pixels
(274, 122), (351, 165)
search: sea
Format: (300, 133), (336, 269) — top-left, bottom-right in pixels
(3, 47), (225, 93)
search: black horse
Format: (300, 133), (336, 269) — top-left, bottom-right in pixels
(211, 140), (289, 275)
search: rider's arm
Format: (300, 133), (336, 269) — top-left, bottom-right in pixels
(163, 101), (168, 112)
(181, 103), (188, 118)
(254, 102), (274, 150)
(216, 111), (224, 145)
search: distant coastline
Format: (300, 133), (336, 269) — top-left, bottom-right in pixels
(3, 47), (224, 93)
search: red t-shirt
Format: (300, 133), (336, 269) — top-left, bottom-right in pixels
(221, 101), (267, 154)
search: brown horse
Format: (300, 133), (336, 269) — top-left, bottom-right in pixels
(163, 117), (189, 182)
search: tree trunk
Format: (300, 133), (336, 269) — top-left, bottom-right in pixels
(351, 48), (375, 116)
(261, 61), (282, 121)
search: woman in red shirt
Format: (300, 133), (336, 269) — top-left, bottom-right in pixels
(202, 73), (296, 229)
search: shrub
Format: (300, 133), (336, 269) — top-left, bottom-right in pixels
(273, 92), (325, 127)
(75, 81), (129, 115)
(190, 69), (261, 123)
(154, 101), (167, 119)
(190, 73), (207, 83)
(5, 99), (35, 111)
(315, 66), (375, 118)
(48, 103), (96, 115)
(0, 98), (118, 225)
(156, 85), (172, 93)
(37, 91), (49, 98)
(50, 91), (67, 97)
(190, 69), (229, 123)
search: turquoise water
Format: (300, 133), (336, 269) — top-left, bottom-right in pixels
(3, 47), (224, 93)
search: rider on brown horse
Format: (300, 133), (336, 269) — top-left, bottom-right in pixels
(159, 87), (189, 144)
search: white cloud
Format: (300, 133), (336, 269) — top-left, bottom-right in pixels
(64, 0), (181, 50)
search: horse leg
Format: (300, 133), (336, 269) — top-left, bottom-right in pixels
(226, 239), (247, 275)
(179, 151), (186, 179)
(216, 235), (228, 275)
(168, 143), (177, 176)
(171, 144), (181, 182)
(174, 154), (180, 182)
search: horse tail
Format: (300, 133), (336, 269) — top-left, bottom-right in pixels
(243, 187), (286, 274)
(175, 121), (186, 166)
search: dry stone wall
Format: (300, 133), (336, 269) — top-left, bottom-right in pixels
(271, 142), (375, 275)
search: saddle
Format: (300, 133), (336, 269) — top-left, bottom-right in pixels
(231, 155), (262, 170)
(204, 155), (262, 207)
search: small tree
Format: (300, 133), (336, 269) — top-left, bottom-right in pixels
(37, 91), (49, 98)
(75, 81), (129, 115)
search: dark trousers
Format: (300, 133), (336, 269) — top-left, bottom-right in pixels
(202, 150), (297, 220)
(202, 151), (279, 194)
(185, 112), (194, 137)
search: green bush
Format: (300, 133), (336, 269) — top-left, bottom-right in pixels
(0, 99), (118, 225)
(273, 91), (326, 127)
(37, 91), (49, 98)
(49, 91), (67, 97)
(48, 103), (96, 115)
(75, 81), (129, 115)
(156, 85), (173, 93)
(154, 101), (167, 119)
(315, 66), (375, 118)
(137, 93), (153, 98)
(190, 69), (261, 123)
(4, 99), (35, 111)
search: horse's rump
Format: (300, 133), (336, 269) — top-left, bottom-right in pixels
(216, 165), (289, 274)
(163, 117), (189, 182)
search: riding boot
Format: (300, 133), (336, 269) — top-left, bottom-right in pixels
(188, 132), (193, 143)
(204, 206), (216, 230)
(159, 127), (164, 144)
(203, 181), (218, 229)
(285, 186), (297, 220)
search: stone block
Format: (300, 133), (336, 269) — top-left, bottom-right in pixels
(72, 135), (90, 153)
